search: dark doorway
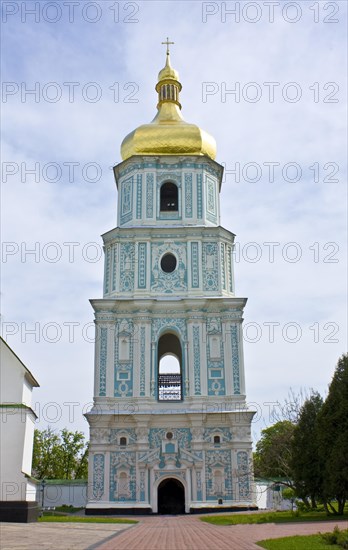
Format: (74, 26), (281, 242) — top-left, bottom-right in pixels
(157, 478), (185, 514)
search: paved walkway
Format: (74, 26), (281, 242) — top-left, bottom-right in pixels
(96, 516), (348, 550)
(0, 521), (134, 550)
(1, 516), (347, 550)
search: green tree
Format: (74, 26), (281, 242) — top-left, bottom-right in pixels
(317, 354), (348, 515)
(32, 427), (88, 480)
(254, 420), (295, 485)
(32, 426), (62, 479)
(75, 442), (89, 479)
(291, 391), (323, 508)
(59, 428), (88, 479)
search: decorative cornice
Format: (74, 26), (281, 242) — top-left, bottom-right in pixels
(90, 297), (247, 316)
(102, 225), (235, 244)
(113, 154), (224, 184)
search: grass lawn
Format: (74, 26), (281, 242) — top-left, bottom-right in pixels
(200, 510), (348, 526)
(55, 505), (84, 513)
(39, 515), (137, 524)
(257, 534), (337, 549)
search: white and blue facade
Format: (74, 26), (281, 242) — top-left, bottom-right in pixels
(86, 152), (256, 514)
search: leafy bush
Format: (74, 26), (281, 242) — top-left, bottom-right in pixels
(337, 530), (348, 549)
(321, 527), (348, 548)
(295, 500), (309, 513)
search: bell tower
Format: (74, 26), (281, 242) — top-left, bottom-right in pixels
(86, 43), (256, 514)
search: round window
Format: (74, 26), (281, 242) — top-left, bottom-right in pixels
(166, 432), (173, 440)
(160, 253), (177, 273)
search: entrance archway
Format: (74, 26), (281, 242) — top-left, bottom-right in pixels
(157, 478), (185, 514)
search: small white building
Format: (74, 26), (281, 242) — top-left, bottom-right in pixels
(43, 480), (88, 509)
(0, 337), (40, 522)
(255, 479), (295, 511)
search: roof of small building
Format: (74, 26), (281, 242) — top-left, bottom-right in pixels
(0, 336), (40, 387)
(44, 479), (88, 485)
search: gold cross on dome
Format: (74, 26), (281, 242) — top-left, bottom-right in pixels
(161, 37), (174, 55)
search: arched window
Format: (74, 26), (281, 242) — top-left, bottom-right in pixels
(158, 333), (182, 401)
(213, 435), (221, 445)
(160, 182), (178, 211)
(120, 437), (127, 447)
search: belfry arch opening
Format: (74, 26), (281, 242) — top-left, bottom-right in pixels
(157, 478), (185, 514)
(160, 181), (178, 211)
(158, 333), (182, 401)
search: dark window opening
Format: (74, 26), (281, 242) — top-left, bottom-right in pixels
(158, 334), (182, 401)
(120, 437), (127, 446)
(160, 182), (178, 211)
(161, 253), (177, 273)
(214, 435), (221, 444)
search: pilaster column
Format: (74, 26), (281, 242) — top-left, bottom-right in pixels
(151, 342), (156, 397)
(184, 340), (189, 396)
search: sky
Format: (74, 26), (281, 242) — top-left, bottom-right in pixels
(1, 0), (347, 445)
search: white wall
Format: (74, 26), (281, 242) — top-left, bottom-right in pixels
(255, 483), (268, 509)
(22, 378), (33, 408)
(22, 414), (36, 476)
(43, 483), (88, 508)
(0, 342), (24, 404)
(0, 410), (26, 501)
(25, 479), (38, 502)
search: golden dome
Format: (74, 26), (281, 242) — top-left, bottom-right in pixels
(120, 50), (216, 161)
